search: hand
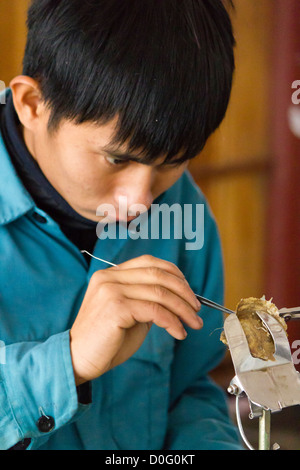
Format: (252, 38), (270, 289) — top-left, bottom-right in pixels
(69, 255), (203, 385)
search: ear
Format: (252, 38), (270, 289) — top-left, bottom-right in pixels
(9, 76), (46, 131)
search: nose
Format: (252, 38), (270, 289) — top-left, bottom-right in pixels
(114, 165), (154, 213)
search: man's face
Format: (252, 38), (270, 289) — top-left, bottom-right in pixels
(23, 111), (188, 223)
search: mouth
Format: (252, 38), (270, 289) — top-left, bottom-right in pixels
(93, 206), (150, 224)
(97, 214), (140, 225)
(116, 210), (150, 224)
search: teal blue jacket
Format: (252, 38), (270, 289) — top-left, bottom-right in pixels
(0, 127), (242, 450)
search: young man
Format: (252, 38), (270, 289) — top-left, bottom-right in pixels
(0, 0), (242, 450)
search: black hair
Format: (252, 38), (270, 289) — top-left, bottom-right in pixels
(23, 0), (235, 164)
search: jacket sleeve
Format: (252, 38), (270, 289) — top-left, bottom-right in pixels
(0, 330), (90, 450)
(164, 205), (243, 450)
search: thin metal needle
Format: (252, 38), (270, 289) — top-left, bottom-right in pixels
(195, 295), (235, 315)
(81, 250), (235, 316)
(81, 251), (117, 267)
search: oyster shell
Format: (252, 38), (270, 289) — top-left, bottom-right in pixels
(220, 297), (287, 361)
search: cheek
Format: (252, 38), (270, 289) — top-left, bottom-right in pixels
(56, 147), (101, 188)
(60, 155), (120, 202)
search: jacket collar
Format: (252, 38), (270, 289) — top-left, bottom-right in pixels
(0, 129), (35, 225)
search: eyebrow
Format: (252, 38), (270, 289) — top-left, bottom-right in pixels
(103, 148), (141, 163)
(102, 146), (184, 167)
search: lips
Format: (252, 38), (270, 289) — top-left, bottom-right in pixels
(116, 216), (138, 223)
(116, 211), (149, 223)
(97, 204), (150, 224)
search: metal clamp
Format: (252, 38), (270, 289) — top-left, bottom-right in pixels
(224, 312), (300, 450)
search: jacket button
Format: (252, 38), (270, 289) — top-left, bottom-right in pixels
(37, 415), (55, 433)
(33, 212), (47, 224)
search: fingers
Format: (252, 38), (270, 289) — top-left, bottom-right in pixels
(112, 255), (186, 280)
(124, 298), (190, 340)
(92, 255), (203, 341)
(118, 283), (202, 331)
(99, 266), (200, 313)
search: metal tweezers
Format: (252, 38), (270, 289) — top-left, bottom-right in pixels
(80, 253), (300, 321)
(195, 294), (300, 321)
(195, 295), (235, 315)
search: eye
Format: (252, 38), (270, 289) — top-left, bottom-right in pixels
(105, 156), (127, 166)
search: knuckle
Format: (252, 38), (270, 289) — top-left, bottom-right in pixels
(147, 300), (162, 318)
(91, 269), (107, 284)
(147, 266), (162, 279)
(153, 284), (167, 299)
